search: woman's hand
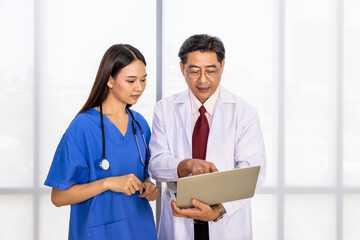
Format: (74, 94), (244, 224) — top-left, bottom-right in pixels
(104, 174), (144, 196)
(51, 174), (147, 207)
(139, 179), (160, 201)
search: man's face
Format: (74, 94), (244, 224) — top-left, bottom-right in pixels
(180, 51), (224, 104)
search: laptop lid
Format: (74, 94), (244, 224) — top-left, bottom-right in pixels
(174, 165), (260, 209)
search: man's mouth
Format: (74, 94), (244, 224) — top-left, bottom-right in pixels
(197, 86), (210, 93)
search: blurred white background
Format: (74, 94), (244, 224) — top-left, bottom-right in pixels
(0, 0), (359, 239)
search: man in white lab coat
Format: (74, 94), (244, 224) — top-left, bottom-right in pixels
(149, 34), (266, 240)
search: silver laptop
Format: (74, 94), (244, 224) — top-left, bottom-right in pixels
(168, 166), (260, 209)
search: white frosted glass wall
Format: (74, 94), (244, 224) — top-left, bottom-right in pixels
(0, 195), (33, 239)
(284, 0), (335, 187)
(40, 194), (70, 240)
(0, 0), (34, 188)
(252, 195), (277, 240)
(285, 195), (336, 240)
(343, 195), (360, 239)
(343, 0), (360, 187)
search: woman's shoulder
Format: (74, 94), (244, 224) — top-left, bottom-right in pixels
(65, 108), (98, 136)
(128, 108), (147, 123)
(127, 108), (150, 131)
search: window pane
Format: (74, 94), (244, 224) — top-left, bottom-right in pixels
(0, 195), (33, 239)
(285, 195), (335, 240)
(40, 0), (157, 186)
(252, 195), (277, 240)
(343, 194), (360, 240)
(163, 0), (276, 186)
(0, 0), (33, 187)
(284, 0), (335, 186)
(40, 194), (69, 240)
(343, 0), (360, 187)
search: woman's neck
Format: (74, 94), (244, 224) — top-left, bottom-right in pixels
(101, 97), (127, 117)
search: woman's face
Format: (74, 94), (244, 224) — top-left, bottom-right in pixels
(107, 60), (147, 106)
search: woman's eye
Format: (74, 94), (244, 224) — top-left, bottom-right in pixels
(141, 79), (147, 82)
(127, 80), (135, 83)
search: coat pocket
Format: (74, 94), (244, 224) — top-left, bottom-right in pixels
(86, 219), (131, 240)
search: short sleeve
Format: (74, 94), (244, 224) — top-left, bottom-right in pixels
(44, 133), (90, 190)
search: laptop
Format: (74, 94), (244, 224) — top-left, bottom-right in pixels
(167, 166), (260, 209)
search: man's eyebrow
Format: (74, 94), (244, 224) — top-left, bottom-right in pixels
(188, 65), (200, 69)
(188, 64), (217, 69)
(205, 64), (217, 68)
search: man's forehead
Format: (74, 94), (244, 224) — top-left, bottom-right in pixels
(185, 51), (220, 67)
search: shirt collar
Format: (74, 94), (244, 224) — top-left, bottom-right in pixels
(190, 86), (220, 116)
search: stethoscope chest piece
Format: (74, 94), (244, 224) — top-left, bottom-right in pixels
(100, 158), (110, 171)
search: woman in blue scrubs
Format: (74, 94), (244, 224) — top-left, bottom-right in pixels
(44, 44), (160, 240)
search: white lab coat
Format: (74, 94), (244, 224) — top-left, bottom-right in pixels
(149, 85), (266, 240)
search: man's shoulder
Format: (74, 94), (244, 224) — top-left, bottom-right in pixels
(219, 86), (257, 114)
(219, 86), (254, 106)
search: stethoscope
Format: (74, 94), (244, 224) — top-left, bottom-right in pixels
(99, 105), (150, 171)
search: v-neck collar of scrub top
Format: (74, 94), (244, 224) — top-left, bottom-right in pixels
(89, 107), (133, 144)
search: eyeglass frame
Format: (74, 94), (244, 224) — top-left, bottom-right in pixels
(184, 65), (222, 79)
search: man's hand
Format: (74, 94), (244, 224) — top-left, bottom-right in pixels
(171, 199), (220, 221)
(177, 159), (218, 178)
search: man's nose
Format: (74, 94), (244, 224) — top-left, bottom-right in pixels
(199, 72), (207, 83)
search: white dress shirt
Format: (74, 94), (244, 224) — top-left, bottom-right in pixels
(190, 86), (220, 131)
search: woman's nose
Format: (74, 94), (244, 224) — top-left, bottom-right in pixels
(135, 81), (143, 91)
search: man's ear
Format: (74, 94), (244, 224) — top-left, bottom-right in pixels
(180, 61), (185, 77)
(220, 60), (225, 73)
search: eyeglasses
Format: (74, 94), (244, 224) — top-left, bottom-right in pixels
(184, 68), (221, 79)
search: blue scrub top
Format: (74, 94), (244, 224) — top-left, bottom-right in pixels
(45, 108), (157, 240)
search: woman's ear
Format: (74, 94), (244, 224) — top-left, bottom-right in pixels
(107, 76), (113, 88)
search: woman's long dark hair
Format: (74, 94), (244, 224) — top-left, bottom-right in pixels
(78, 44), (146, 114)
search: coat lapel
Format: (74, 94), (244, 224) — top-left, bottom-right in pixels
(207, 86), (235, 151)
(174, 90), (192, 149)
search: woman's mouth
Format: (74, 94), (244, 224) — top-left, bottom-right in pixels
(131, 95), (141, 99)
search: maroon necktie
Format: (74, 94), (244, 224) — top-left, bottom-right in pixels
(192, 106), (209, 160)
(192, 105), (210, 240)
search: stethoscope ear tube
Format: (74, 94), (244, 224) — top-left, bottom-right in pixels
(127, 107), (150, 166)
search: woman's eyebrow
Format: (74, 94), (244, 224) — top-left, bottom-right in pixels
(125, 74), (148, 78)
